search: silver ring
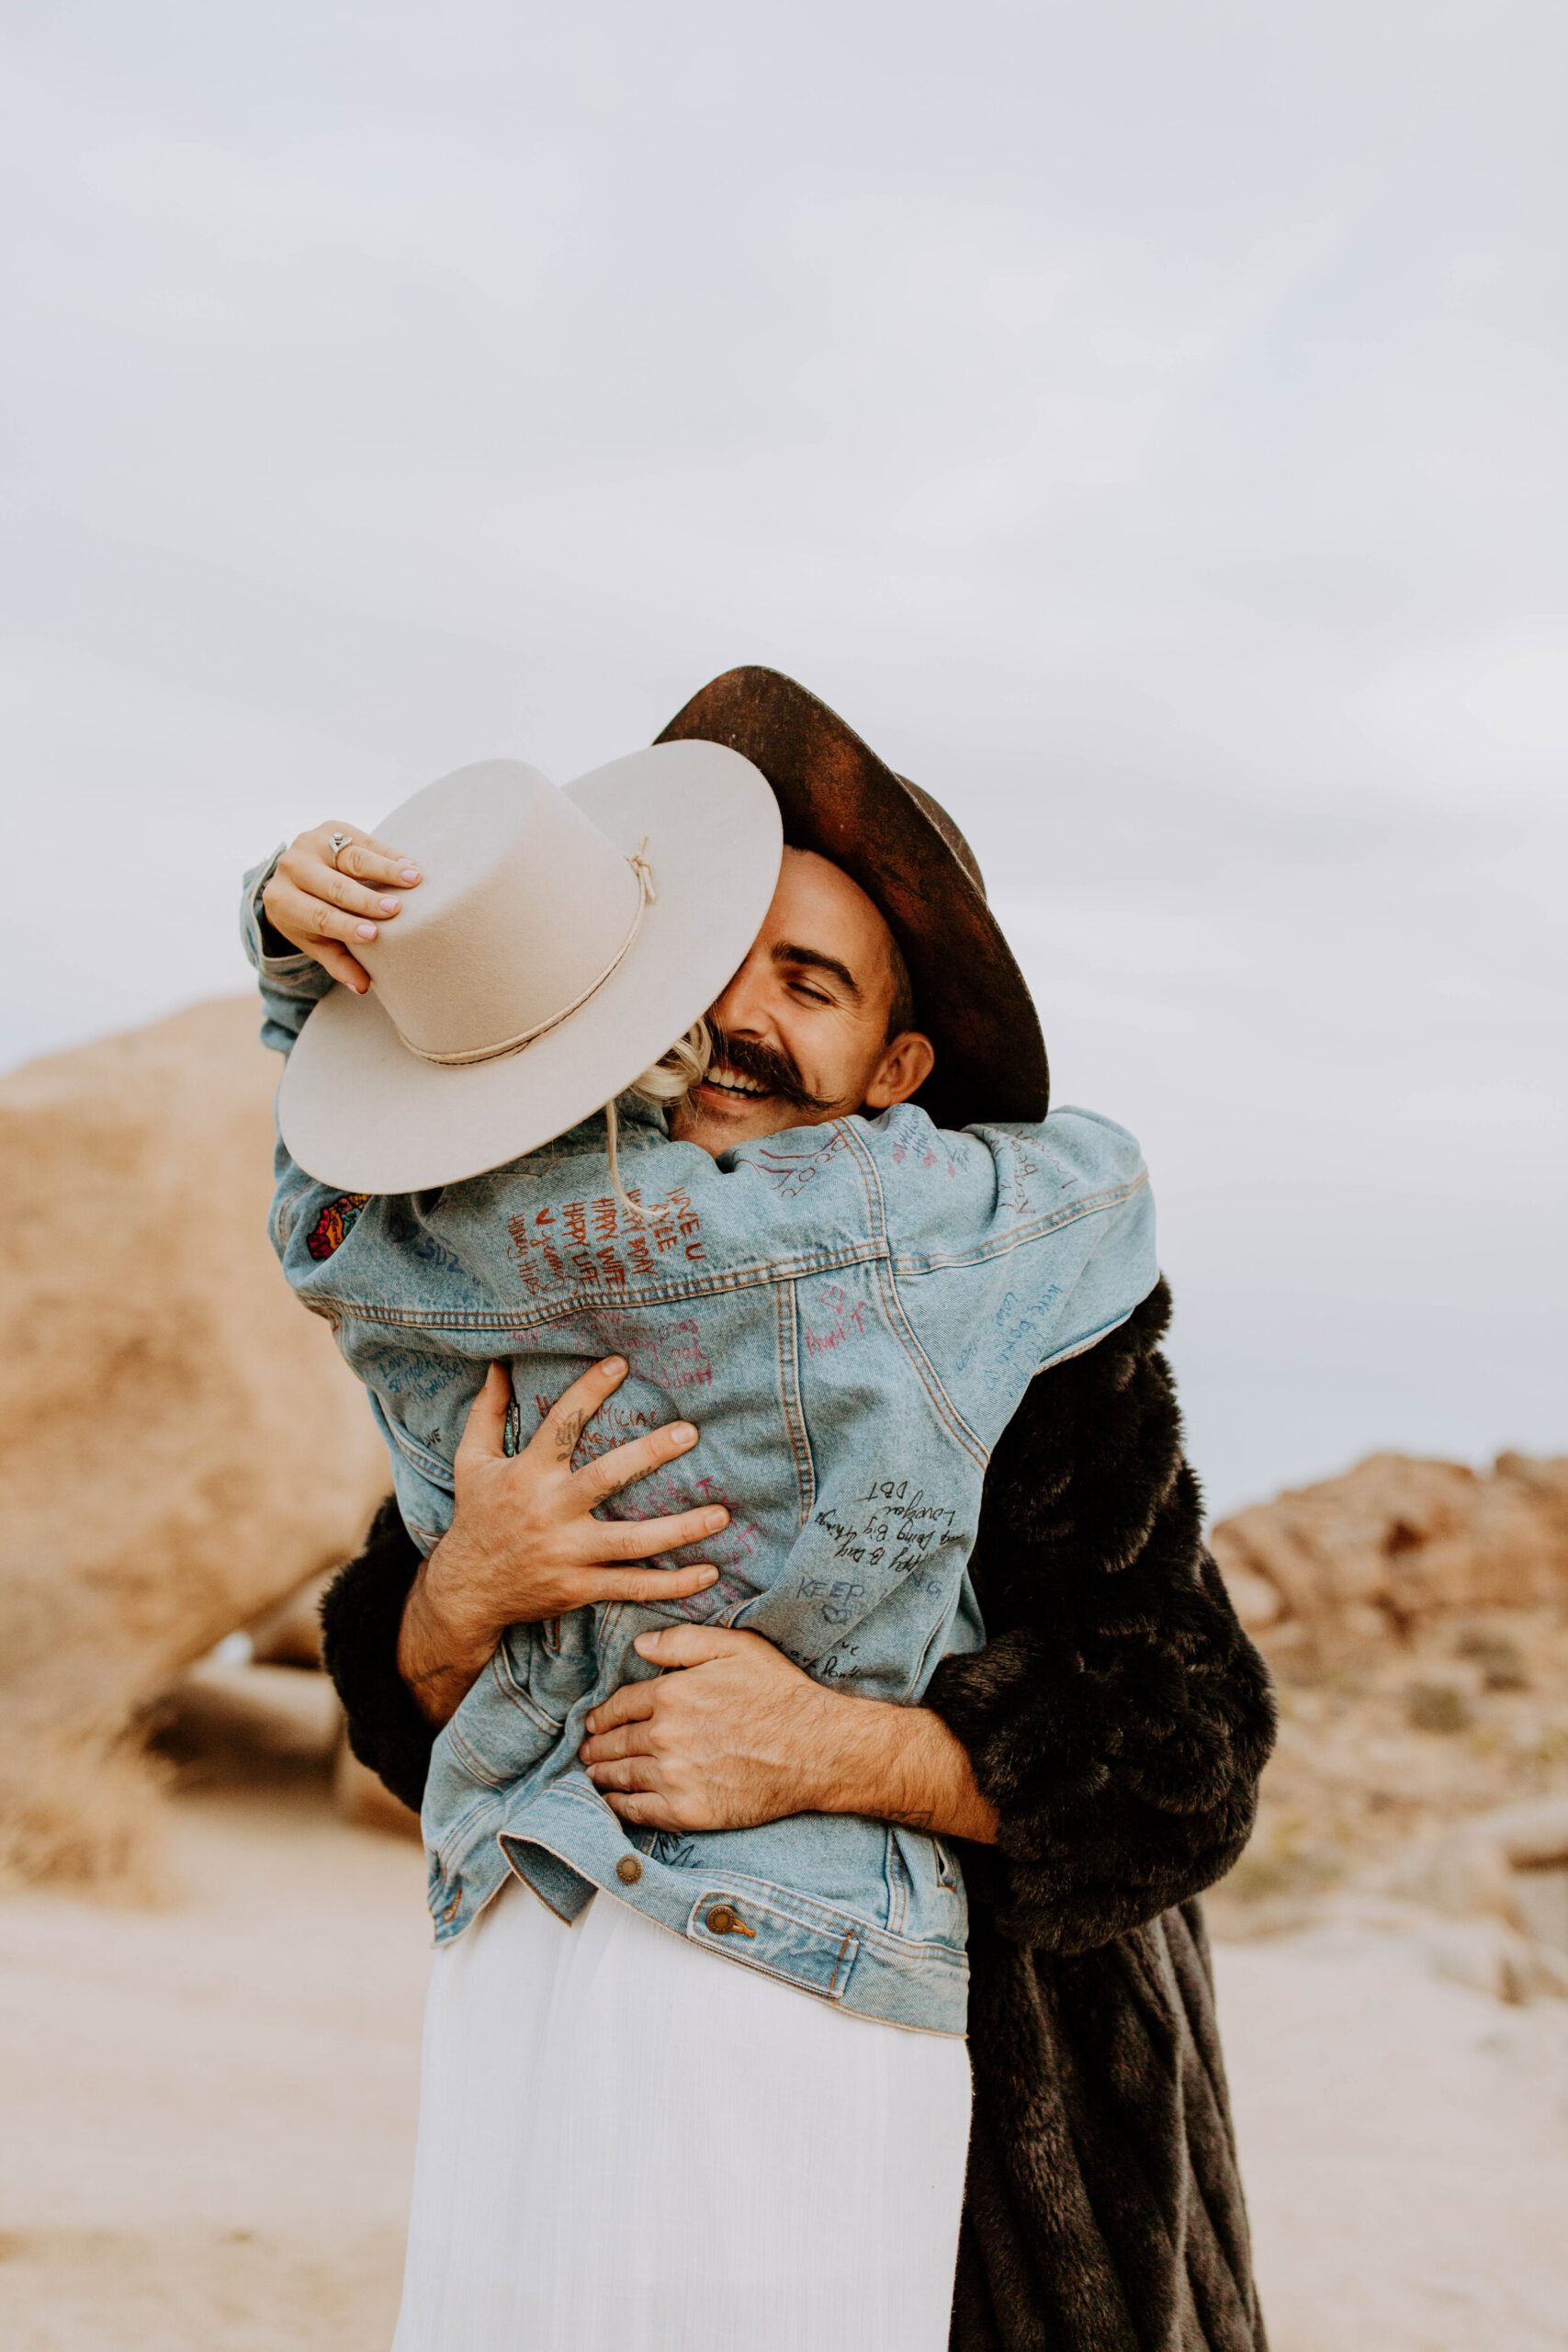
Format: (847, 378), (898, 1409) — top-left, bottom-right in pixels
(327, 831), (353, 870)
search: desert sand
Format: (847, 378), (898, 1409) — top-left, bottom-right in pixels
(2, 1772), (1566, 2352)
(0, 1777), (429, 2352)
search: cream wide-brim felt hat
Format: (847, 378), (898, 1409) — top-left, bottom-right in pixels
(277, 741), (784, 1195)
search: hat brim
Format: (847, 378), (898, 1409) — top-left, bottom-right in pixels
(654, 668), (1047, 1129)
(277, 741), (783, 1193)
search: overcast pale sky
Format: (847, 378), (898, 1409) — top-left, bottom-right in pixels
(3, 0), (1564, 1512)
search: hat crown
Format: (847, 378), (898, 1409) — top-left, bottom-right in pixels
(356, 762), (642, 1064)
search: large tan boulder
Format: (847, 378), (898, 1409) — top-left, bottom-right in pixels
(1211, 1450), (1568, 1662)
(0, 998), (390, 1891)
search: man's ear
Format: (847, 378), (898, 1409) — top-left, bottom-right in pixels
(863, 1031), (936, 1111)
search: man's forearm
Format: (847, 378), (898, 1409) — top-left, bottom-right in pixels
(395, 1540), (502, 1727)
(816, 1690), (998, 1845)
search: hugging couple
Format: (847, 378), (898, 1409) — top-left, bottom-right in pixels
(247, 665), (1275, 2352)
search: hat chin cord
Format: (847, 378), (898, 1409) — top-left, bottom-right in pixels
(604, 1015), (713, 1224)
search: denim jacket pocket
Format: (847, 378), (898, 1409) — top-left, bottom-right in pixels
(379, 1412), (457, 1496)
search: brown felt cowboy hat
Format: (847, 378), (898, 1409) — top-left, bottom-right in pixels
(655, 666), (1048, 1131)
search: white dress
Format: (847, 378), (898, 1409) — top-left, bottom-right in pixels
(391, 1875), (973, 2352)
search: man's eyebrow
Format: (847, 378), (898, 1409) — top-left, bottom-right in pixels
(771, 941), (863, 1001)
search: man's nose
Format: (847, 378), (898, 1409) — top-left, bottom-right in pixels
(708, 957), (773, 1037)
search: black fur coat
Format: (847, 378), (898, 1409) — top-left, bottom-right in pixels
(321, 1280), (1276, 2350)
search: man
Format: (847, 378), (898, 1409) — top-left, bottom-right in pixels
(305, 669), (1276, 2349)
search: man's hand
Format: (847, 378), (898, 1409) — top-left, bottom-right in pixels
(397, 1358), (731, 1727)
(578, 1627), (840, 1831)
(579, 1623), (998, 1842)
(261, 820), (423, 992)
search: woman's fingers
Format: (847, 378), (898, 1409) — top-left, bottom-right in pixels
(305, 938), (375, 992)
(260, 819), (423, 989)
(265, 875), (396, 953)
(279, 840), (415, 923)
(316, 827), (422, 889)
(263, 824), (423, 979)
(293, 861), (411, 923)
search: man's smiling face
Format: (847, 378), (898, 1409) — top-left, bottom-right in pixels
(670, 846), (935, 1155)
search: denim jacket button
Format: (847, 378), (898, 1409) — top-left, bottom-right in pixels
(615, 1855), (643, 1885)
(704, 1903), (754, 1938)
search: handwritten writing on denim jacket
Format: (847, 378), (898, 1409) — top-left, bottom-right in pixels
(887, 1136), (958, 1178)
(802, 1283), (868, 1357)
(530, 1392), (663, 1450)
(751, 1132), (850, 1198)
(803, 1481), (963, 1616)
(952, 1282), (1065, 1397)
(505, 1186), (705, 1299)
(525, 1310), (715, 1396)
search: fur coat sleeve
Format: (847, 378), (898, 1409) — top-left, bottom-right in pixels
(319, 1495), (437, 1816)
(319, 1276), (1276, 2351)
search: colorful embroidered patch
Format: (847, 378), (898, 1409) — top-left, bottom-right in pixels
(307, 1193), (370, 1261)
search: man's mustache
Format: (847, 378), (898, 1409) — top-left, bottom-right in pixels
(702, 1023), (835, 1113)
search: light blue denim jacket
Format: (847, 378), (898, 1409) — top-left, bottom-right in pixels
(244, 859), (1157, 2033)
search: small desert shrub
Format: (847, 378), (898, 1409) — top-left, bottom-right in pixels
(1456, 1631), (1529, 1691)
(1405, 1680), (1472, 1735)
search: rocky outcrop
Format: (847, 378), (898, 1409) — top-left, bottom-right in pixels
(168, 1657), (344, 1761)
(1208, 1453), (1568, 1979)
(1211, 1450), (1568, 1664)
(0, 998), (389, 1891)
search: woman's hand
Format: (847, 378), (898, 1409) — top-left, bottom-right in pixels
(261, 821), (423, 993)
(396, 1357), (731, 1726)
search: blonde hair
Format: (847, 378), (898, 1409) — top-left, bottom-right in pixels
(629, 1016), (713, 1110)
(604, 1018), (714, 1222)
